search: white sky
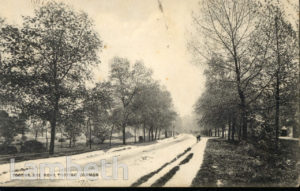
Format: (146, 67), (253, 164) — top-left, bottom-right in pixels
(1, 0), (297, 118)
(0, 0), (206, 117)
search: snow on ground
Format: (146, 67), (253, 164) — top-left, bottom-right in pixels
(140, 141), (195, 186)
(279, 136), (299, 141)
(139, 137), (208, 187)
(0, 134), (197, 187)
(164, 137), (209, 187)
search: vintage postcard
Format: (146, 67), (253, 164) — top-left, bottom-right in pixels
(0, 0), (299, 188)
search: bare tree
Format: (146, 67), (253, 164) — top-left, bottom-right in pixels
(191, 0), (263, 139)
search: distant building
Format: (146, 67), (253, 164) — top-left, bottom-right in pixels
(281, 126), (294, 138)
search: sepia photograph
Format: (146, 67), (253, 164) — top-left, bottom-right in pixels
(0, 0), (299, 188)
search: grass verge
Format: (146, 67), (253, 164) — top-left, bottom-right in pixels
(192, 138), (299, 187)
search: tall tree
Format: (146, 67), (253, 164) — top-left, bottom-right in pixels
(195, 56), (239, 140)
(255, 3), (299, 147)
(109, 58), (152, 144)
(193, 1), (299, 149)
(83, 81), (114, 148)
(192, 0), (261, 139)
(0, 2), (101, 154)
(131, 82), (177, 141)
(63, 109), (84, 147)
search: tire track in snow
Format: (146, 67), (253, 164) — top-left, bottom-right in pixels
(131, 145), (193, 187)
(151, 153), (194, 187)
(165, 137), (209, 187)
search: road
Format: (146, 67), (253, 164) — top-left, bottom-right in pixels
(1, 134), (208, 187)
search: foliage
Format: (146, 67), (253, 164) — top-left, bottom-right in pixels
(0, 110), (26, 145)
(192, 0), (299, 149)
(0, 144), (18, 154)
(0, 1), (102, 154)
(83, 81), (114, 145)
(0, 2), (178, 154)
(63, 109), (85, 147)
(20, 140), (46, 153)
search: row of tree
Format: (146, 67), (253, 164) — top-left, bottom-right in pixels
(0, 2), (177, 154)
(192, 0), (299, 150)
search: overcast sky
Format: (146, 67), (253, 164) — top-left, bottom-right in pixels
(0, 0), (206, 117)
(0, 0), (297, 118)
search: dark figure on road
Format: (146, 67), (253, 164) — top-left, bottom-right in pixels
(196, 135), (201, 142)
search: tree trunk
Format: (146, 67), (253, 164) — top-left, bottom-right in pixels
(89, 120), (92, 149)
(249, 119), (254, 139)
(298, 0), (300, 139)
(69, 138), (72, 148)
(154, 127), (158, 140)
(165, 129), (168, 138)
(217, 128), (220, 137)
(86, 120), (89, 146)
(49, 120), (56, 155)
(109, 124), (114, 147)
(72, 137), (76, 147)
(151, 127), (154, 141)
(274, 65), (280, 149)
(137, 125), (139, 141)
(122, 123), (126, 145)
(143, 122), (146, 142)
(232, 39), (247, 141)
(275, 14), (280, 150)
(238, 118), (242, 141)
(49, 97), (59, 155)
(158, 129), (161, 140)
(228, 118), (231, 141)
(134, 127), (137, 143)
(241, 99), (247, 140)
(45, 128), (48, 151)
(222, 126), (224, 138)
(60, 129), (63, 148)
(214, 128), (217, 137)
(148, 128), (151, 142)
(293, 126), (299, 138)
(35, 130), (38, 140)
(232, 118), (236, 141)
(172, 125), (175, 137)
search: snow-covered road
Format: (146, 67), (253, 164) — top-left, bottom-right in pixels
(164, 138), (208, 187)
(1, 134), (209, 187)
